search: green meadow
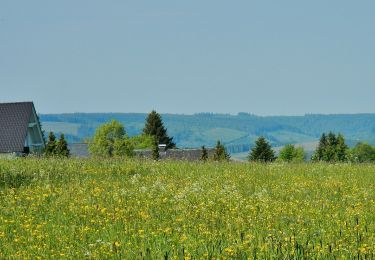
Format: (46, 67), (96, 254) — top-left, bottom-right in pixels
(0, 158), (374, 258)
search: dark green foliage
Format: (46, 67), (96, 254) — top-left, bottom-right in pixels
(325, 132), (339, 161)
(45, 132), (57, 156)
(200, 146), (208, 161)
(313, 133), (327, 161)
(56, 134), (70, 157)
(336, 134), (348, 161)
(348, 142), (375, 163)
(311, 132), (348, 162)
(45, 132), (70, 157)
(88, 120), (134, 157)
(277, 144), (305, 162)
(213, 141), (230, 161)
(152, 140), (159, 160)
(143, 110), (176, 149)
(248, 136), (275, 162)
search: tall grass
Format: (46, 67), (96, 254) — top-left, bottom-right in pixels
(0, 158), (374, 258)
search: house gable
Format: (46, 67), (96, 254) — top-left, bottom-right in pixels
(0, 102), (45, 154)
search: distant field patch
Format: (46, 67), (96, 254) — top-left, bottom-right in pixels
(202, 128), (247, 143)
(42, 122), (81, 136)
(267, 130), (316, 145)
(230, 151), (250, 161)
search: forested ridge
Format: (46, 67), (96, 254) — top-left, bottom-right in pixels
(40, 113), (375, 153)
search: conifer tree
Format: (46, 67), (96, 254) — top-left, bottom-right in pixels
(312, 133), (327, 161)
(312, 132), (348, 162)
(325, 132), (338, 161)
(45, 132), (57, 156)
(56, 134), (70, 157)
(248, 136), (275, 162)
(200, 145), (208, 161)
(213, 141), (230, 161)
(143, 110), (176, 149)
(335, 133), (348, 161)
(152, 139), (160, 160)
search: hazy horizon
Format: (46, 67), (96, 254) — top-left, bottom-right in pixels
(39, 110), (375, 117)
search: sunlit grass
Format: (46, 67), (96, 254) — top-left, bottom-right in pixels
(0, 158), (374, 258)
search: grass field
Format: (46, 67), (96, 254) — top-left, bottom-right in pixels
(0, 159), (374, 258)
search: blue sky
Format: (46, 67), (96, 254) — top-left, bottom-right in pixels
(1, 1), (374, 115)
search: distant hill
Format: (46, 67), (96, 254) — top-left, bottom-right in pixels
(40, 113), (375, 154)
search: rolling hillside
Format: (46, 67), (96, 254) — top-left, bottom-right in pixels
(40, 113), (375, 154)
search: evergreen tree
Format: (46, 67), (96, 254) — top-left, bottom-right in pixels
(248, 136), (275, 162)
(152, 139), (160, 160)
(312, 133), (327, 161)
(45, 132), (57, 156)
(213, 141), (230, 161)
(325, 132), (338, 161)
(143, 110), (176, 149)
(200, 145), (208, 161)
(56, 134), (70, 157)
(312, 132), (348, 162)
(336, 133), (348, 161)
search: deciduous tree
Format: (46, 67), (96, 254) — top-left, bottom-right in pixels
(348, 142), (375, 163)
(277, 144), (305, 162)
(130, 134), (155, 149)
(88, 120), (134, 157)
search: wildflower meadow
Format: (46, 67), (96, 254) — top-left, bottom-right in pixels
(0, 158), (374, 258)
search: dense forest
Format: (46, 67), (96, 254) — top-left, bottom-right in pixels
(40, 113), (375, 153)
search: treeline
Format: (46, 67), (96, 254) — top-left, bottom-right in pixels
(40, 112), (375, 148)
(43, 110), (375, 164)
(43, 110), (175, 159)
(87, 110), (175, 160)
(248, 132), (375, 163)
(84, 111), (231, 162)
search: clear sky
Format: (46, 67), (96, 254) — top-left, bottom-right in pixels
(1, 1), (374, 115)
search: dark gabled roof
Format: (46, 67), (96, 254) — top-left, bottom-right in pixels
(0, 102), (33, 153)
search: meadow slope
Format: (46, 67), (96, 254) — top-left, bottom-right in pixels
(0, 159), (374, 258)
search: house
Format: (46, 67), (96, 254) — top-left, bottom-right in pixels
(0, 102), (45, 156)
